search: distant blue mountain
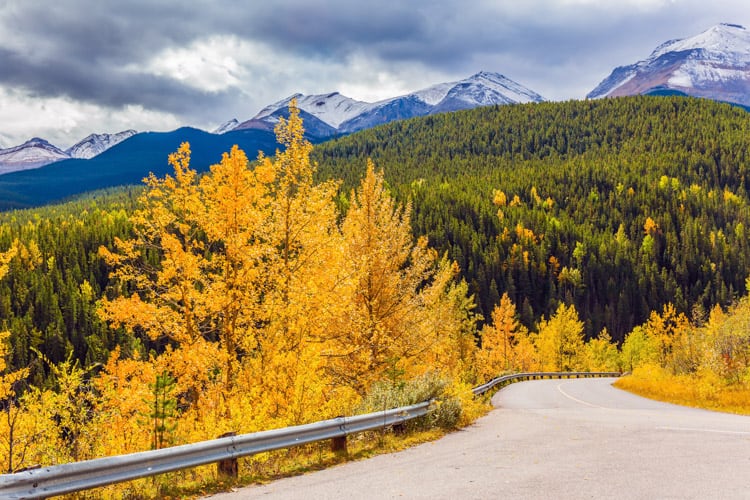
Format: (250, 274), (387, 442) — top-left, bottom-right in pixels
(0, 127), (279, 210)
(338, 95), (433, 134)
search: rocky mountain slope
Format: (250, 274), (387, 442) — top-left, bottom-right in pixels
(588, 23), (750, 106)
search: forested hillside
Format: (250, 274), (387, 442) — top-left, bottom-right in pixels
(314, 96), (750, 341)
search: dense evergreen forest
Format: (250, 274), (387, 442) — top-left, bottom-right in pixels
(1, 95), (750, 379)
(0, 189), (139, 381)
(314, 96), (750, 342)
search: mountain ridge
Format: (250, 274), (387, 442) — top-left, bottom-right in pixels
(0, 130), (138, 174)
(234, 71), (545, 137)
(1, 71), (544, 174)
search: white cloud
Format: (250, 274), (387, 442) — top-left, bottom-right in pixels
(0, 87), (182, 149)
(336, 53), (451, 102)
(132, 35), (454, 112)
(134, 36), (248, 93)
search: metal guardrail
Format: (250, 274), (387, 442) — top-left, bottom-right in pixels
(0, 371), (619, 499)
(472, 371), (621, 396)
(0, 402), (430, 499)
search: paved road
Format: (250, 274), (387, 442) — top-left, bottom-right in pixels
(209, 378), (750, 499)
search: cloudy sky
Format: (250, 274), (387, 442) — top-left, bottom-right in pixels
(0, 0), (747, 149)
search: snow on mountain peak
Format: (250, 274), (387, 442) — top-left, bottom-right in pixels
(0, 137), (70, 174)
(650, 23), (750, 61)
(252, 92), (372, 129)
(213, 119), (239, 134)
(246, 71), (545, 135)
(0, 130), (139, 175)
(66, 130), (137, 159)
(409, 72), (544, 108)
(588, 23), (750, 106)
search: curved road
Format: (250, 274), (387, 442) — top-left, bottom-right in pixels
(210, 378), (750, 499)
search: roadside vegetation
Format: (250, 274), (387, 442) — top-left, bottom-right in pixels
(616, 293), (750, 415)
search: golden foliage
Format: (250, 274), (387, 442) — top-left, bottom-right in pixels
(476, 293), (525, 380)
(618, 298), (750, 413)
(534, 303), (585, 371)
(91, 100), (477, 462)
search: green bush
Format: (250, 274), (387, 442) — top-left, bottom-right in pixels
(357, 372), (462, 430)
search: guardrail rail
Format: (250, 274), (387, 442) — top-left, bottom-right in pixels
(472, 371), (620, 396)
(0, 371), (619, 499)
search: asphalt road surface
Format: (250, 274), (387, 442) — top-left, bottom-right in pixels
(209, 378), (750, 499)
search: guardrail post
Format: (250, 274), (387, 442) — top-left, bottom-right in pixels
(332, 417), (348, 455)
(217, 432), (238, 478)
(331, 435), (347, 455)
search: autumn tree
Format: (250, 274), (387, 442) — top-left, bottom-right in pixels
(91, 347), (154, 456)
(534, 303), (585, 371)
(584, 329), (620, 372)
(247, 104), (347, 425)
(476, 293), (525, 381)
(326, 161), (468, 394)
(100, 102), (351, 427)
(99, 141), (275, 398)
(0, 330), (30, 473)
(420, 260), (480, 381)
(643, 303), (690, 369)
(0, 244), (33, 472)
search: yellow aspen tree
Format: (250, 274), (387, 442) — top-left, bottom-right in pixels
(512, 328), (539, 372)
(476, 293), (525, 381)
(35, 353), (99, 462)
(0, 241), (17, 279)
(534, 303), (585, 371)
(0, 245), (35, 472)
(703, 302), (750, 384)
(91, 347), (155, 456)
(246, 102), (347, 425)
(643, 303), (690, 368)
(620, 325), (659, 372)
(420, 260), (479, 381)
(583, 328), (620, 371)
(328, 161), (453, 394)
(0, 331), (30, 473)
(195, 143), (277, 390)
(99, 143), (211, 347)
(100, 141), (275, 398)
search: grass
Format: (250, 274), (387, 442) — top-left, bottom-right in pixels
(614, 364), (750, 415)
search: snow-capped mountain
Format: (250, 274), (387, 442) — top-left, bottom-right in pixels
(588, 23), (750, 106)
(253, 92), (373, 129)
(0, 138), (70, 174)
(213, 119), (239, 134)
(1, 71), (543, 176)
(431, 71), (546, 111)
(234, 71), (545, 137)
(0, 130), (139, 175)
(66, 130), (137, 159)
